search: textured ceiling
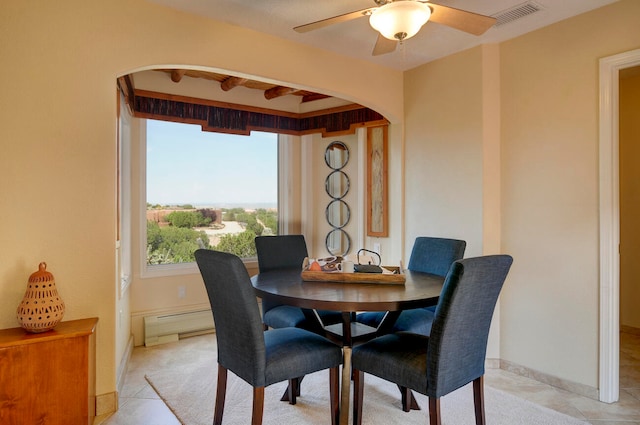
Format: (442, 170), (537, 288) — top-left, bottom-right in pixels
(147, 0), (619, 71)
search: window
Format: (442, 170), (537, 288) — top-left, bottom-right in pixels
(144, 119), (278, 269)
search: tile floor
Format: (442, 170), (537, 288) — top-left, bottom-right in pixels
(96, 331), (640, 425)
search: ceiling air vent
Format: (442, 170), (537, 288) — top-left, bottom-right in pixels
(492, 2), (543, 27)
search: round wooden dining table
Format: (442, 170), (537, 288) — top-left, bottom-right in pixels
(251, 268), (445, 423)
(251, 268), (444, 313)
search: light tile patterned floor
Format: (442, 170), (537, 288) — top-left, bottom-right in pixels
(96, 331), (640, 425)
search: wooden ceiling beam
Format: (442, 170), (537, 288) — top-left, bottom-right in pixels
(302, 93), (331, 103)
(264, 86), (298, 100)
(171, 70), (187, 82)
(117, 75), (135, 113)
(221, 77), (248, 92)
(156, 69), (334, 102)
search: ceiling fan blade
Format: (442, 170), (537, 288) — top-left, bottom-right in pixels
(372, 34), (397, 56)
(426, 2), (496, 36)
(294, 8), (376, 33)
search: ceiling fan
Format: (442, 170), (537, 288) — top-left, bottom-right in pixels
(294, 0), (496, 56)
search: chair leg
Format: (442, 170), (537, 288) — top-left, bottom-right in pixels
(353, 369), (364, 425)
(287, 378), (298, 405)
(252, 386), (265, 425)
(398, 385), (421, 411)
(400, 385), (411, 412)
(428, 397), (441, 425)
(214, 364), (227, 425)
(473, 375), (486, 425)
(329, 366), (340, 425)
(280, 375), (304, 402)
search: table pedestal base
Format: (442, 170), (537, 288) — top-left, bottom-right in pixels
(340, 347), (352, 424)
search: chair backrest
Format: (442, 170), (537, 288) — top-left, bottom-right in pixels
(194, 249), (268, 387)
(426, 255), (513, 398)
(407, 237), (466, 277)
(255, 235), (309, 314)
(255, 235), (309, 273)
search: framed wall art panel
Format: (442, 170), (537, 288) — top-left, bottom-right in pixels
(367, 125), (388, 237)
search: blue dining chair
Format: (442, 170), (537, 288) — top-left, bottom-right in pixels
(356, 236), (466, 335)
(352, 255), (513, 424)
(194, 249), (343, 425)
(255, 235), (342, 331)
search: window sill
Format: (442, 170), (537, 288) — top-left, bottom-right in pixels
(141, 258), (259, 279)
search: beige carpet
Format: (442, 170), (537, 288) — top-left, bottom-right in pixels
(145, 336), (590, 425)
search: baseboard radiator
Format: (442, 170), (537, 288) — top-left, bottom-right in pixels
(144, 309), (215, 347)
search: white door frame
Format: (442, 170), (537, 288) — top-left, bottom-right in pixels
(599, 48), (640, 403)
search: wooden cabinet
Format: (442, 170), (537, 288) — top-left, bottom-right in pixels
(0, 318), (98, 425)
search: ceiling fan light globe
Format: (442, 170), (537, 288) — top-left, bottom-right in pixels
(369, 1), (431, 41)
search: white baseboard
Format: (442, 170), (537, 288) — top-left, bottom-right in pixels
(499, 359), (599, 400)
(486, 358), (501, 369)
(117, 335), (135, 394)
(96, 391), (118, 417)
(95, 335), (134, 418)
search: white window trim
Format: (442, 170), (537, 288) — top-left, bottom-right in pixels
(118, 91), (133, 297)
(138, 119), (283, 279)
(278, 134), (296, 235)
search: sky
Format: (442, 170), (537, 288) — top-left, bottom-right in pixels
(146, 119), (278, 208)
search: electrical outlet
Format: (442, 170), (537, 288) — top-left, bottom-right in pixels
(178, 285), (186, 299)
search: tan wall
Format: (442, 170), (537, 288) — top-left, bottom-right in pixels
(404, 45), (497, 357)
(404, 0), (640, 390)
(620, 70), (640, 329)
(499, 0), (640, 388)
(0, 0), (403, 399)
(404, 47), (485, 257)
(4, 0), (640, 405)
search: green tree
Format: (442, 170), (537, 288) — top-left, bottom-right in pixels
(256, 209), (278, 234)
(222, 207), (245, 222)
(235, 212), (263, 236)
(146, 221), (210, 264)
(146, 245), (174, 265)
(216, 230), (257, 258)
(165, 210), (210, 228)
(147, 221), (163, 251)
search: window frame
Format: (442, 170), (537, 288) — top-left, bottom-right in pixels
(139, 119), (289, 279)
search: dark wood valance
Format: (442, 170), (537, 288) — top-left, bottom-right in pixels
(129, 89), (388, 137)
